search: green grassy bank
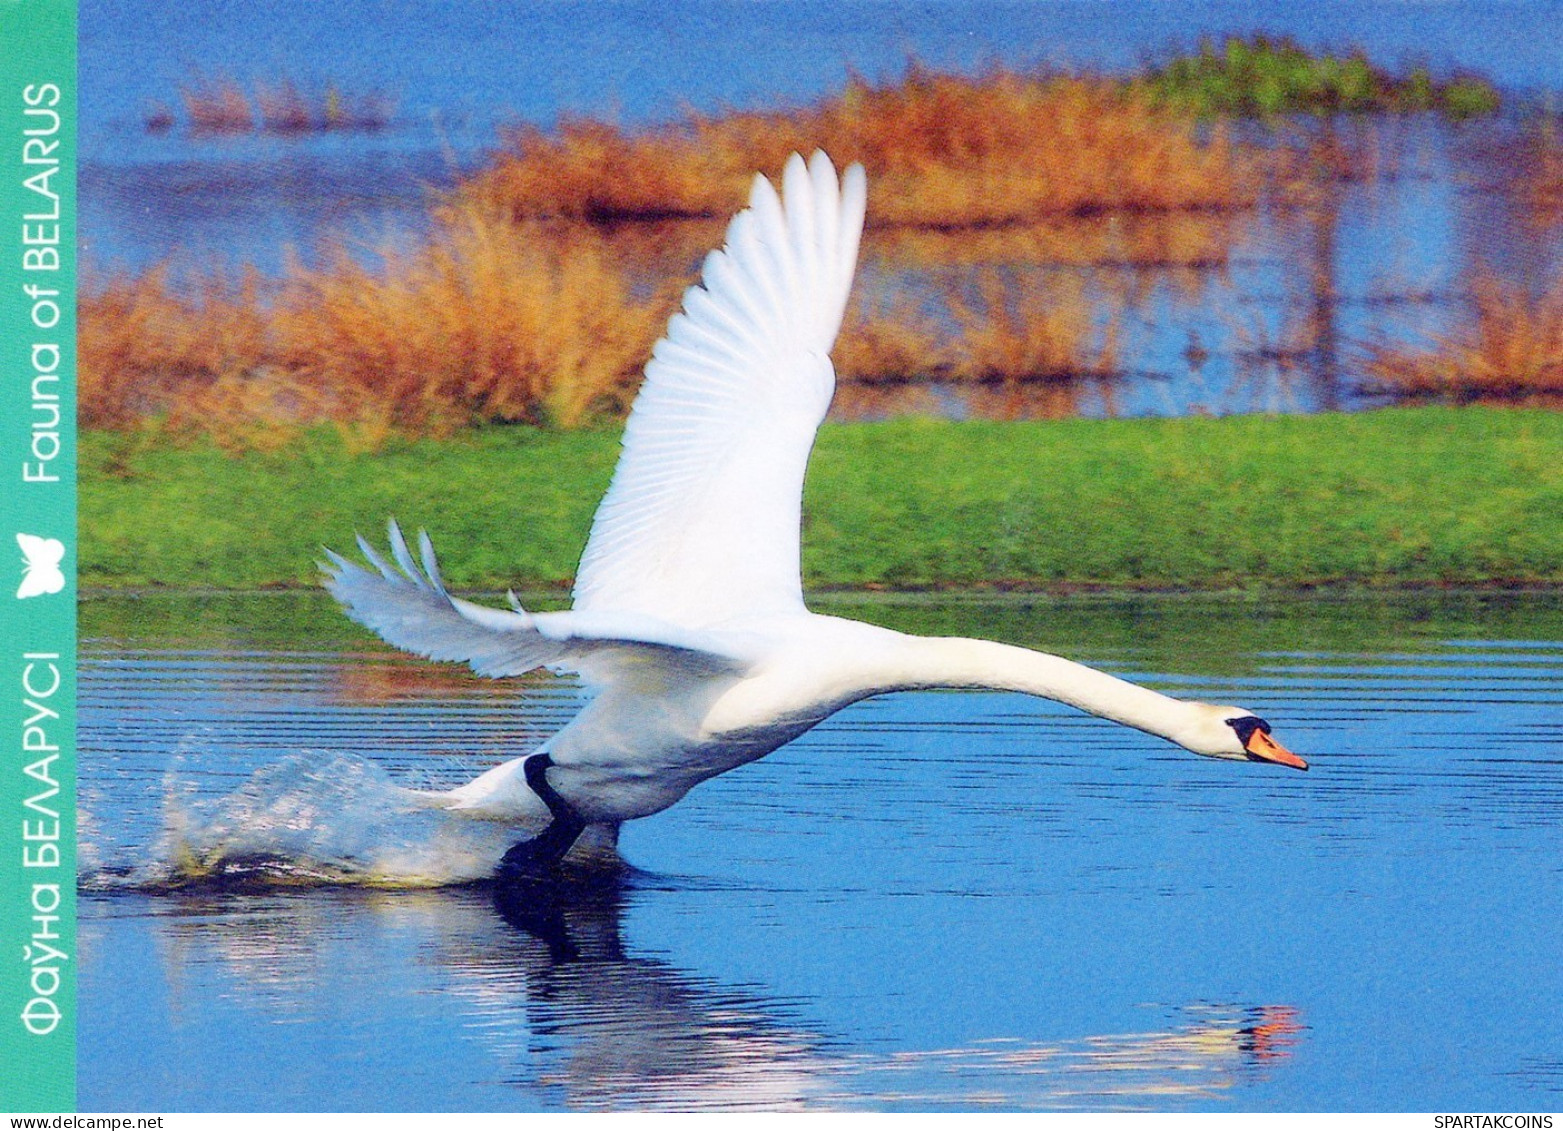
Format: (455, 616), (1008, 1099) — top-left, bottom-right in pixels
(80, 408), (1562, 592)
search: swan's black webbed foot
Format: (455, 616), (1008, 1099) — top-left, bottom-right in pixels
(495, 753), (586, 880)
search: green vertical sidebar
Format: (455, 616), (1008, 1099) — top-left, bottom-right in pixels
(0, 0), (77, 1115)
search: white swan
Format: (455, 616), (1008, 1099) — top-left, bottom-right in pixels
(324, 151), (1305, 876)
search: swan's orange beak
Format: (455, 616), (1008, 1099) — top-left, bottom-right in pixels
(1244, 728), (1308, 771)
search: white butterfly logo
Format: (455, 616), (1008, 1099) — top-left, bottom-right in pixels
(16, 533), (66, 599)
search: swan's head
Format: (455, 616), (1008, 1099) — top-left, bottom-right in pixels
(1184, 705), (1307, 770)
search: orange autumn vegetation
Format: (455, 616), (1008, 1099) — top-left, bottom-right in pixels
(78, 266), (282, 430)
(80, 214), (681, 441)
(275, 210), (679, 432)
(1521, 121), (1563, 225)
(82, 64), (1279, 442)
(453, 67), (1262, 228)
(81, 216), (1137, 440)
(148, 73), (394, 136)
(1361, 276), (1563, 405)
(833, 272), (1122, 420)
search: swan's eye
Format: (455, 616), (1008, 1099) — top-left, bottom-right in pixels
(1225, 715), (1271, 746)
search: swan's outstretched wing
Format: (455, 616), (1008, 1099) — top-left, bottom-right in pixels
(323, 523), (747, 684)
(571, 151), (867, 627)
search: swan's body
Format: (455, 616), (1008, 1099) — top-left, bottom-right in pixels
(325, 152), (1303, 867)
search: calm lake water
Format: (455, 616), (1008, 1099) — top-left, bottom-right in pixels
(76, 591), (1563, 1112)
(80, 1), (1563, 419)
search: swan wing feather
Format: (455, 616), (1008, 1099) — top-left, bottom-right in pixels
(571, 151), (867, 626)
(324, 523), (747, 682)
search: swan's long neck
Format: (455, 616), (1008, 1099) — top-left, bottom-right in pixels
(890, 635), (1202, 745)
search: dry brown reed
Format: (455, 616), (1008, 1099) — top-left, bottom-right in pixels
(834, 296), (948, 385)
(1520, 120), (1563, 225)
(1267, 117), (1426, 204)
(827, 382), (953, 422)
(832, 270), (1125, 420)
(164, 74), (393, 136)
(79, 267), (335, 452)
(93, 63), (1267, 443)
(454, 67), (1263, 229)
(180, 75), (256, 134)
(958, 381), (1114, 421)
(1446, 118), (1563, 238)
(867, 211), (1244, 271)
(255, 79), (315, 134)
(81, 233), (1134, 439)
(272, 210), (678, 432)
(80, 214), (682, 439)
(79, 266), (274, 429)
(95, 62), (1222, 444)
(947, 270), (1121, 386)
(1360, 275), (1563, 404)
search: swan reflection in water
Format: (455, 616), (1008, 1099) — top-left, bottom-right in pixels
(123, 877), (1304, 1111)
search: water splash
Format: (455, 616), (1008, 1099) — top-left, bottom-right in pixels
(84, 751), (529, 890)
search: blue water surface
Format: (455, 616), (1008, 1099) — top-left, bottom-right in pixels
(75, 593), (1563, 1111)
